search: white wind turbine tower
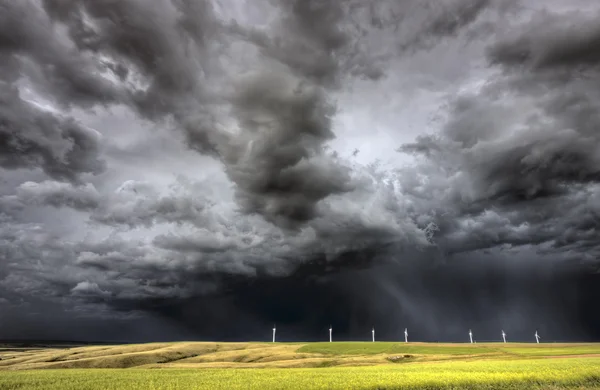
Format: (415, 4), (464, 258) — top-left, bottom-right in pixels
(329, 325), (332, 343)
(404, 328), (408, 343)
(372, 327), (375, 342)
(535, 330), (540, 344)
(272, 325), (276, 343)
(502, 330), (506, 343)
(469, 329), (473, 344)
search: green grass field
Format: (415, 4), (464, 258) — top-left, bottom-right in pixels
(0, 342), (598, 389)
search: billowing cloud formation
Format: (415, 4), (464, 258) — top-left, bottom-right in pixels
(0, 84), (105, 181)
(225, 72), (352, 227)
(0, 1), (123, 107)
(0, 0), (599, 342)
(16, 180), (98, 209)
(487, 10), (600, 70)
(399, 6), (600, 263)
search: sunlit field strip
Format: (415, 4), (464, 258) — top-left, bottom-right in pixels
(0, 357), (599, 390)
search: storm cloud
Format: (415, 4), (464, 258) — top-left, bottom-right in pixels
(399, 5), (600, 262)
(0, 0), (599, 343)
(0, 84), (105, 181)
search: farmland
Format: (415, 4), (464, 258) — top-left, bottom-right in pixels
(0, 342), (598, 389)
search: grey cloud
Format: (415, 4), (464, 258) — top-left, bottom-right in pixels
(71, 281), (111, 298)
(0, 195), (25, 217)
(397, 7), (600, 261)
(0, 0), (504, 231)
(426, 95), (599, 202)
(480, 11), (600, 201)
(487, 10), (600, 70)
(265, 0), (372, 85)
(41, 0), (220, 114)
(152, 233), (242, 255)
(366, 0), (510, 53)
(224, 72), (353, 227)
(0, 83), (106, 181)
(41, 0), (226, 159)
(230, 0), (383, 86)
(0, 225), (201, 307)
(417, 0), (491, 39)
(14, 180), (100, 211)
(222, 0), (507, 227)
(219, 0), (372, 227)
(1, 0), (518, 230)
(0, 0), (123, 107)
(219, 0), (478, 227)
(0, 172), (434, 313)
(90, 180), (213, 228)
(35, 0), (361, 227)
(1, 177), (213, 229)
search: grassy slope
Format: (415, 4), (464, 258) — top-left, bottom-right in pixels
(1, 342), (599, 369)
(0, 342), (599, 389)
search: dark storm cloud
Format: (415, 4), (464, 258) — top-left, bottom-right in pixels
(219, 0), (498, 228)
(39, 0), (226, 158)
(368, 0), (500, 51)
(231, 1), (346, 86)
(0, 83), (105, 181)
(34, 0), (361, 227)
(224, 73), (352, 227)
(0, 0), (123, 107)
(217, 0), (502, 227)
(222, 0), (367, 227)
(487, 10), (600, 70)
(0, 174), (433, 317)
(398, 7), (600, 262)
(0, 0), (494, 228)
(40, 0), (219, 113)
(1, 0), (600, 343)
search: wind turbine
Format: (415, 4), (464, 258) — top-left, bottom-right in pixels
(329, 325), (332, 343)
(272, 325), (276, 343)
(469, 329), (473, 344)
(404, 328), (408, 343)
(535, 330), (540, 344)
(372, 327), (375, 342)
(502, 330), (506, 343)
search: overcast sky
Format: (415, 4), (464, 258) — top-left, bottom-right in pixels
(1, 0), (599, 343)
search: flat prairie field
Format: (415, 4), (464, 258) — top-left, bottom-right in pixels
(0, 342), (598, 389)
